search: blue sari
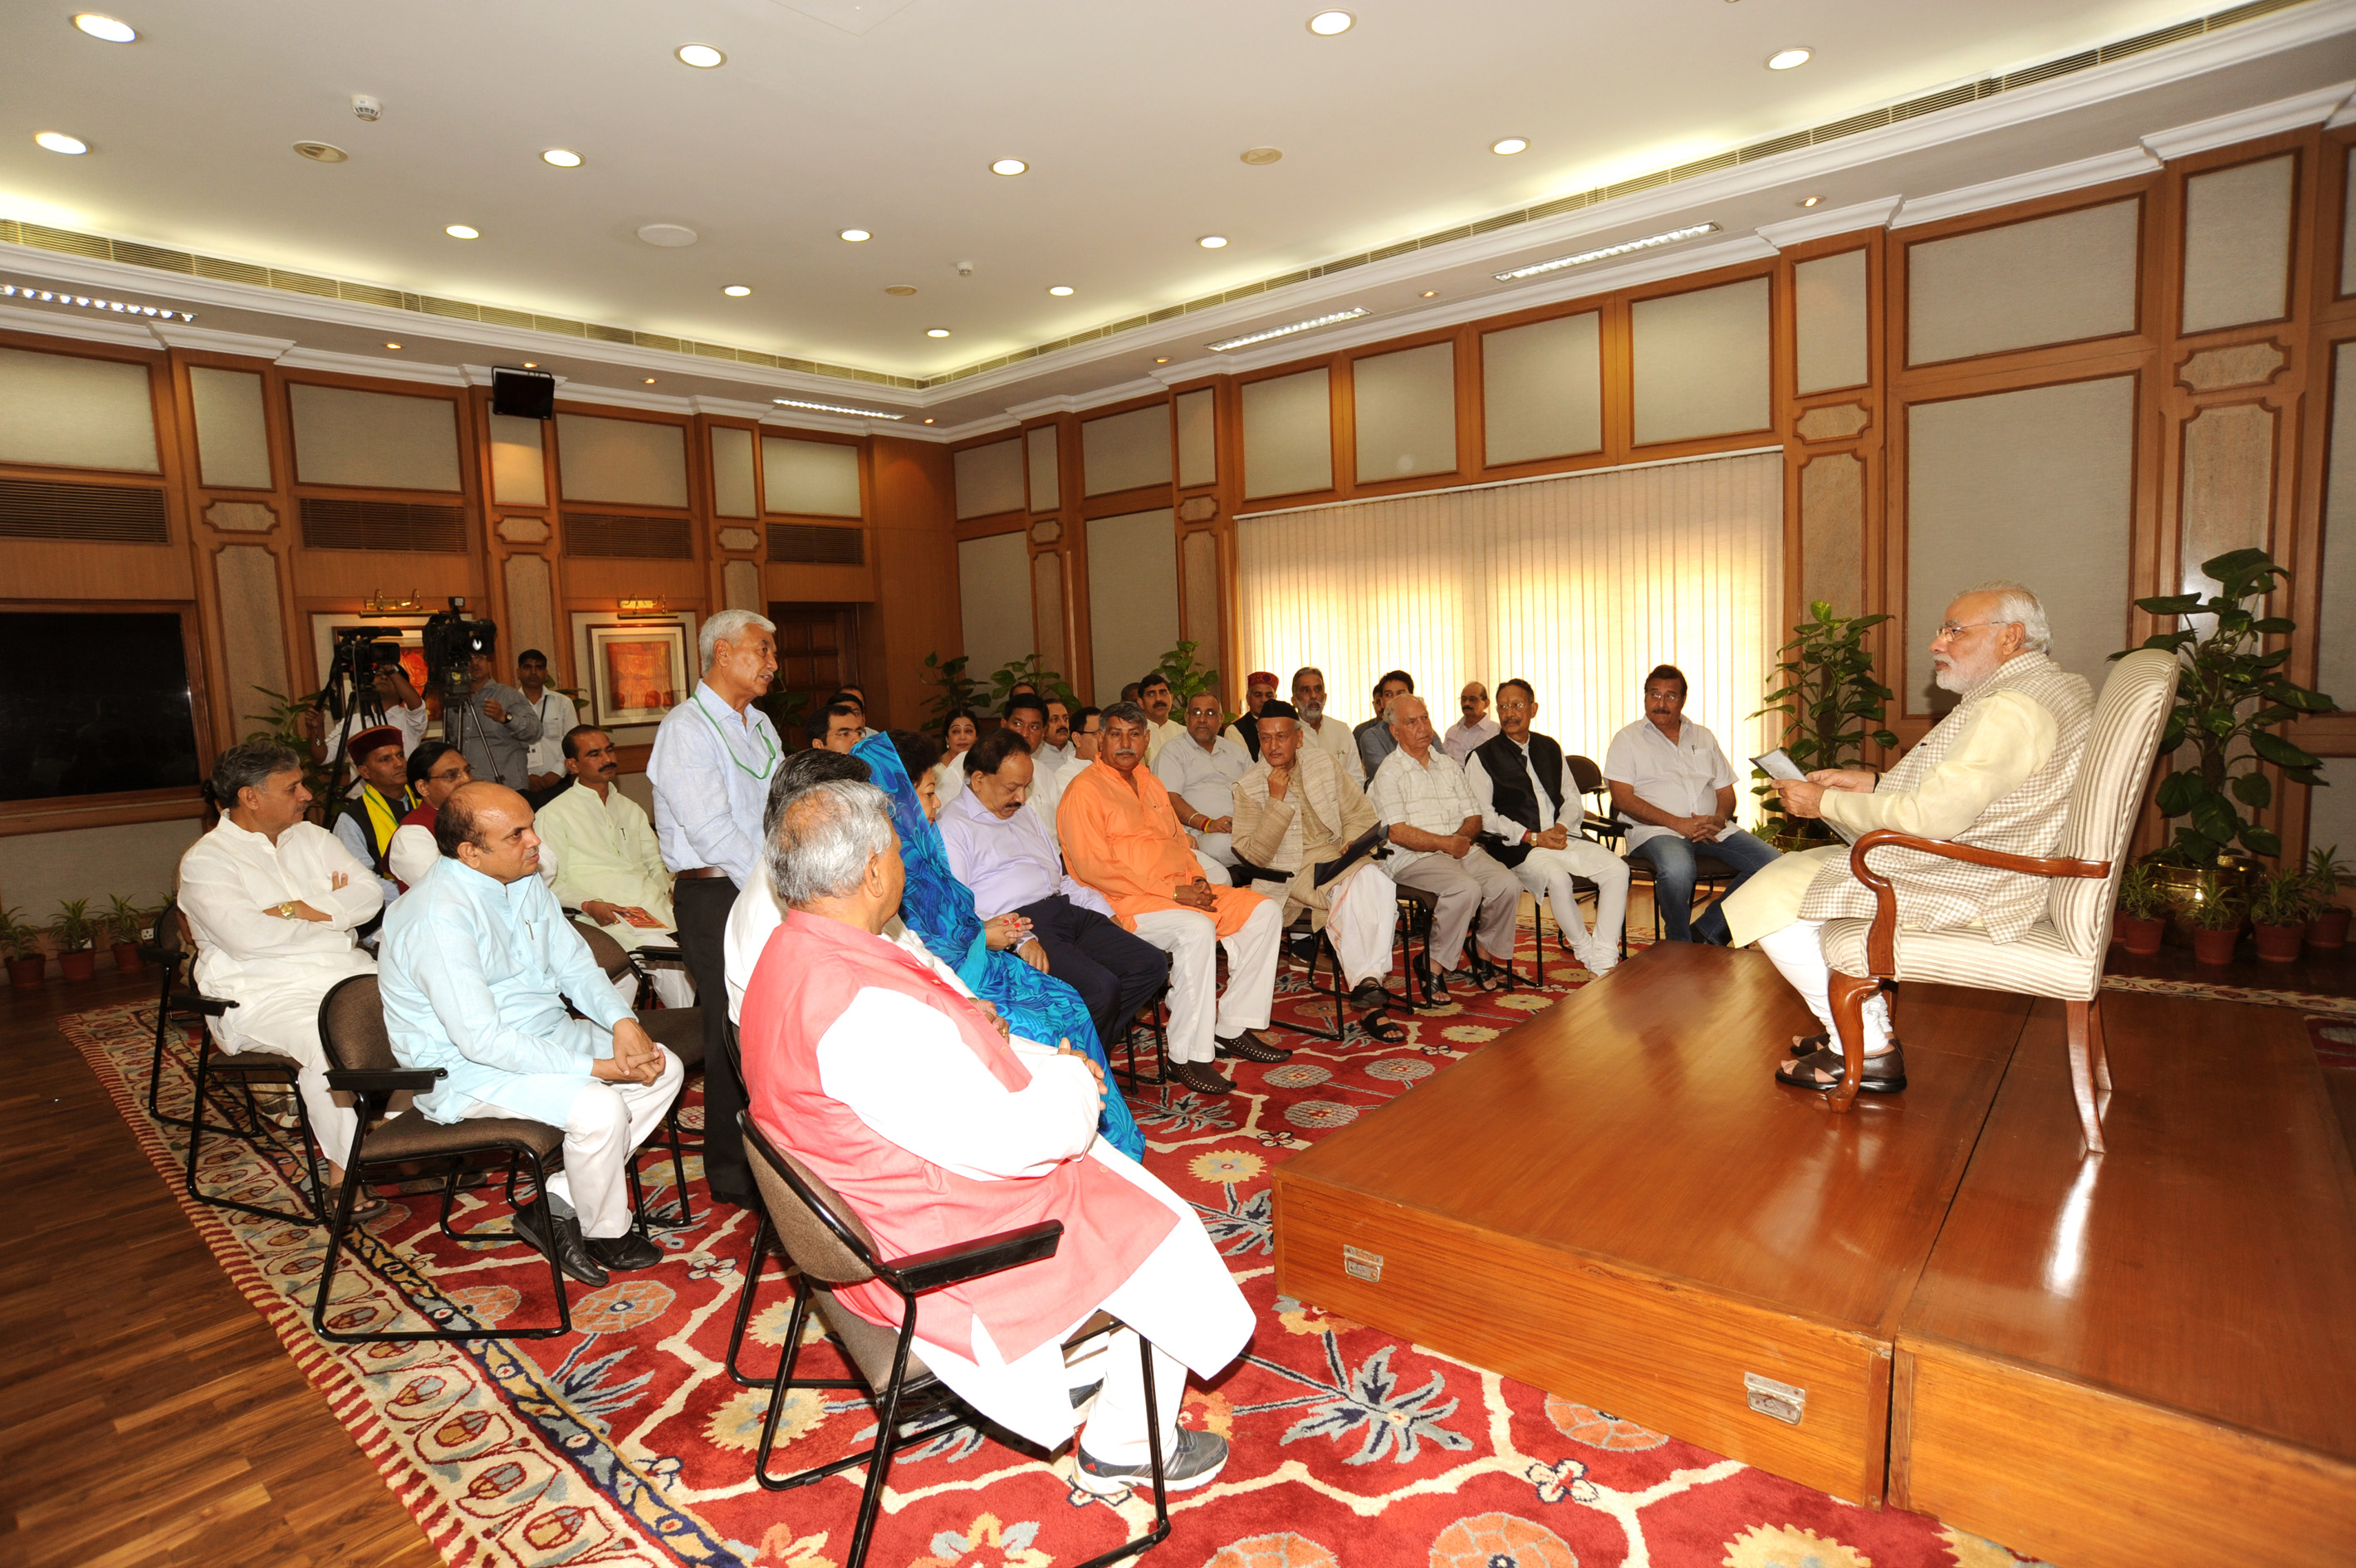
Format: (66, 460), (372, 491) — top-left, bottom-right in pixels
(853, 734), (1144, 1159)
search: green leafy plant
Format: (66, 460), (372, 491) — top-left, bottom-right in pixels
(1750, 601), (1898, 845)
(0, 906), (39, 960)
(752, 687), (811, 742)
(49, 897), (96, 953)
(2121, 547), (2335, 863)
(2247, 865), (2314, 929)
(920, 652), (984, 729)
(102, 894), (150, 945)
(2309, 843), (2350, 903)
(1149, 641), (1223, 712)
(2180, 870), (2246, 932)
(986, 654), (1077, 713)
(2114, 860), (2171, 921)
(246, 685), (336, 807)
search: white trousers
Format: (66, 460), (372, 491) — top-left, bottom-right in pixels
(216, 987), (359, 1170)
(1510, 840), (1630, 968)
(484, 1047), (684, 1238)
(1188, 831), (1237, 867)
(1131, 898), (1281, 1064)
(1258, 866), (1399, 990)
(645, 967), (698, 1010)
(1756, 919), (1891, 1056)
(910, 1143), (1255, 1459)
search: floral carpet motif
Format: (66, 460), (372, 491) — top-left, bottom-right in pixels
(67, 927), (2058, 1568)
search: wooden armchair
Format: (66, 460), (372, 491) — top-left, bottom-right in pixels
(1817, 648), (2180, 1153)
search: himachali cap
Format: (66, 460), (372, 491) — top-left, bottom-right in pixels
(1247, 670), (1280, 688)
(346, 724), (403, 762)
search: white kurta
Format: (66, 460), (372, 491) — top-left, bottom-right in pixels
(722, 876), (953, 1022)
(536, 782), (677, 948)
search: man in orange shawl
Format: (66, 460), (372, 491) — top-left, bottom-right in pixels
(1059, 703), (1291, 1096)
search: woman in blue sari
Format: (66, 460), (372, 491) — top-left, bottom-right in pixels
(855, 730), (1145, 1159)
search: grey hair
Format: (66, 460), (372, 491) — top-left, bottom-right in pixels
(762, 747), (870, 855)
(1964, 580), (2051, 654)
(699, 608), (776, 669)
(207, 738), (300, 808)
(1101, 700), (1150, 729)
(767, 779), (895, 908)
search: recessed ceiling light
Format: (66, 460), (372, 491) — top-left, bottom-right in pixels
(923, 418), (935, 424)
(1307, 10), (1354, 35)
(1494, 223), (1720, 281)
(1154, 357), (1171, 364)
(385, 342), (401, 350)
(926, 327), (952, 337)
(293, 140), (348, 163)
(636, 223), (698, 247)
(1421, 290), (1438, 298)
(522, 362), (536, 369)
(1766, 46), (1812, 70)
(73, 13), (137, 42)
(1198, 235), (1229, 249)
(1800, 195), (1821, 208)
(34, 132), (89, 155)
(990, 158), (1028, 176)
(1207, 306), (1369, 352)
(644, 377), (657, 385)
(1491, 137), (1529, 156)
(541, 148), (583, 168)
(722, 284), (752, 296)
(884, 284), (918, 296)
(839, 228), (872, 242)
(1047, 285), (1075, 296)
(675, 42), (725, 67)
(445, 224), (480, 239)
(1242, 147), (1283, 165)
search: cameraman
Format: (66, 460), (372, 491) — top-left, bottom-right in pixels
(306, 660), (427, 780)
(457, 646), (543, 791)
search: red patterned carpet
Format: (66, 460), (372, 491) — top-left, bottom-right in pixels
(67, 930), (2058, 1568)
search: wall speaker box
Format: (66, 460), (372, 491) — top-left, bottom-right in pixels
(491, 368), (556, 420)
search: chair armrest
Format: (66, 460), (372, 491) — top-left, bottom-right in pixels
(169, 989), (238, 1017)
(883, 1219), (1064, 1294)
(1846, 829), (2110, 976)
(633, 943), (684, 964)
(136, 942), (177, 965)
(325, 1066), (446, 1094)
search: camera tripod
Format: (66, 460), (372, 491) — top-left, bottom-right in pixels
(313, 629), (397, 809)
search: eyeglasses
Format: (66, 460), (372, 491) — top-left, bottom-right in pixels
(1934, 620), (2006, 639)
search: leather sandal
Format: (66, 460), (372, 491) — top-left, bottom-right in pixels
(1788, 1031), (1829, 1057)
(1775, 1045), (1906, 1095)
(1167, 1060), (1232, 1096)
(1357, 1008), (1406, 1044)
(1214, 1029), (1292, 1063)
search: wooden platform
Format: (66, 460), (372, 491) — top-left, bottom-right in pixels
(1272, 941), (2356, 1546)
(1272, 942), (2033, 1503)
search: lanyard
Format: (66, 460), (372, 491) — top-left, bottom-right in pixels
(691, 692), (776, 781)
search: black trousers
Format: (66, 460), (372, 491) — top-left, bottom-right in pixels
(671, 875), (752, 1207)
(1016, 894), (1170, 1050)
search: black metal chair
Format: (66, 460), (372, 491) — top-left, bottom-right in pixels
(735, 1110), (1170, 1568)
(1229, 855), (1350, 1043)
(571, 918), (703, 1228)
(311, 973), (576, 1343)
(1114, 980), (1171, 1092)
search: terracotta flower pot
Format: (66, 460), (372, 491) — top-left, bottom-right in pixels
(110, 940), (145, 975)
(2190, 925), (2242, 966)
(57, 950), (96, 982)
(2307, 905), (2352, 952)
(7, 956), (44, 989)
(2114, 914), (2167, 957)
(2251, 922), (2305, 964)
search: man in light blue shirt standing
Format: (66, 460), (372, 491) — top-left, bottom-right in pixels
(380, 782), (683, 1286)
(644, 607), (779, 1208)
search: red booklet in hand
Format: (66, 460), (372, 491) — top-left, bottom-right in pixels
(613, 906), (666, 929)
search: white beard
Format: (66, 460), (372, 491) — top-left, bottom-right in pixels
(1299, 703), (1324, 723)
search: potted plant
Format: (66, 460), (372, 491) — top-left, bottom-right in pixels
(2182, 870), (2246, 966)
(920, 652), (983, 730)
(2112, 861), (2171, 956)
(2246, 865), (2311, 964)
(2119, 547), (2335, 867)
(1, 907), (44, 989)
(104, 894), (149, 976)
(2307, 844), (2352, 952)
(1750, 600), (1899, 850)
(50, 898), (99, 982)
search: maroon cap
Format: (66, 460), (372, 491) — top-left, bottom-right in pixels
(346, 724), (403, 762)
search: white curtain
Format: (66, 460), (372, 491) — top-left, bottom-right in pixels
(1236, 450), (1784, 823)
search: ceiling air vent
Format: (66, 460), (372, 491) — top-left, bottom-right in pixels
(768, 522), (865, 566)
(565, 510), (693, 559)
(299, 496), (468, 553)
(0, 477), (169, 542)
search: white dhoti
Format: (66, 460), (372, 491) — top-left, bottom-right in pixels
(1130, 899), (1281, 1064)
(215, 986), (360, 1170)
(1756, 919), (1892, 1056)
(1256, 866), (1399, 991)
(1510, 840), (1629, 972)
(482, 1047), (684, 1237)
(908, 1141), (1255, 1459)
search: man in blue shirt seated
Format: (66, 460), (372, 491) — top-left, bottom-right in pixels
(379, 782), (684, 1286)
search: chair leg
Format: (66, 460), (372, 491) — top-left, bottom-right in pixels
(1825, 971), (1882, 1114)
(727, 1212), (776, 1386)
(2066, 997), (2107, 1156)
(2087, 992), (2114, 1096)
(845, 1322), (919, 1568)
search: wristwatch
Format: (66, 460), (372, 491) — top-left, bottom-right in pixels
(276, 900), (298, 919)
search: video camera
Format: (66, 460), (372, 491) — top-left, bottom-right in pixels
(423, 597), (498, 699)
(320, 626), (406, 723)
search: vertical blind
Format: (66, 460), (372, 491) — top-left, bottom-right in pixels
(1237, 450), (1784, 822)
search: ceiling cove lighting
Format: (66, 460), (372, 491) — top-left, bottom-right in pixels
(1205, 306), (1368, 352)
(541, 148), (583, 168)
(839, 228), (871, 242)
(1047, 285), (1075, 296)
(1491, 137), (1529, 155)
(675, 43), (725, 67)
(1, 283), (194, 321)
(73, 13), (137, 42)
(1307, 11), (1354, 35)
(1766, 46), (1812, 69)
(35, 132), (89, 155)
(445, 224), (480, 239)
(1492, 222), (1719, 282)
(990, 158), (1028, 176)
(722, 284), (752, 296)
(774, 396), (905, 420)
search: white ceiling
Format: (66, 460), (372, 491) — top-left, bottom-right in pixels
(3, 0), (2355, 432)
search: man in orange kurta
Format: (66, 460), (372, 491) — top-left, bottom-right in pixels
(1060, 703), (1291, 1096)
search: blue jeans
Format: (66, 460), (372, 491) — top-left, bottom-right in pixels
(1631, 828), (1783, 943)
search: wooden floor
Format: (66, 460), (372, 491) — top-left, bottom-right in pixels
(0, 968), (436, 1568)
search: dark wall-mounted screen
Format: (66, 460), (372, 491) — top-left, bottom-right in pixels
(0, 611), (202, 801)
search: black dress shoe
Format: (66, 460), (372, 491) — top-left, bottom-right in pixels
(587, 1229), (664, 1272)
(1167, 1060), (1232, 1096)
(1215, 1029), (1292, 1063)
(513, 1201), (610, 1286)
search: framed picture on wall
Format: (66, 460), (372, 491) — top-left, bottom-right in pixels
(588, 622), (688, 728)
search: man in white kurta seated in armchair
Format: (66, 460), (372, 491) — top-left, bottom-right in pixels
(178, 739), (385, 1211)
(536, 724), (695, 1007)
(740, 777), (1255, 1496)
(1722, 582), (2093, 1097)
